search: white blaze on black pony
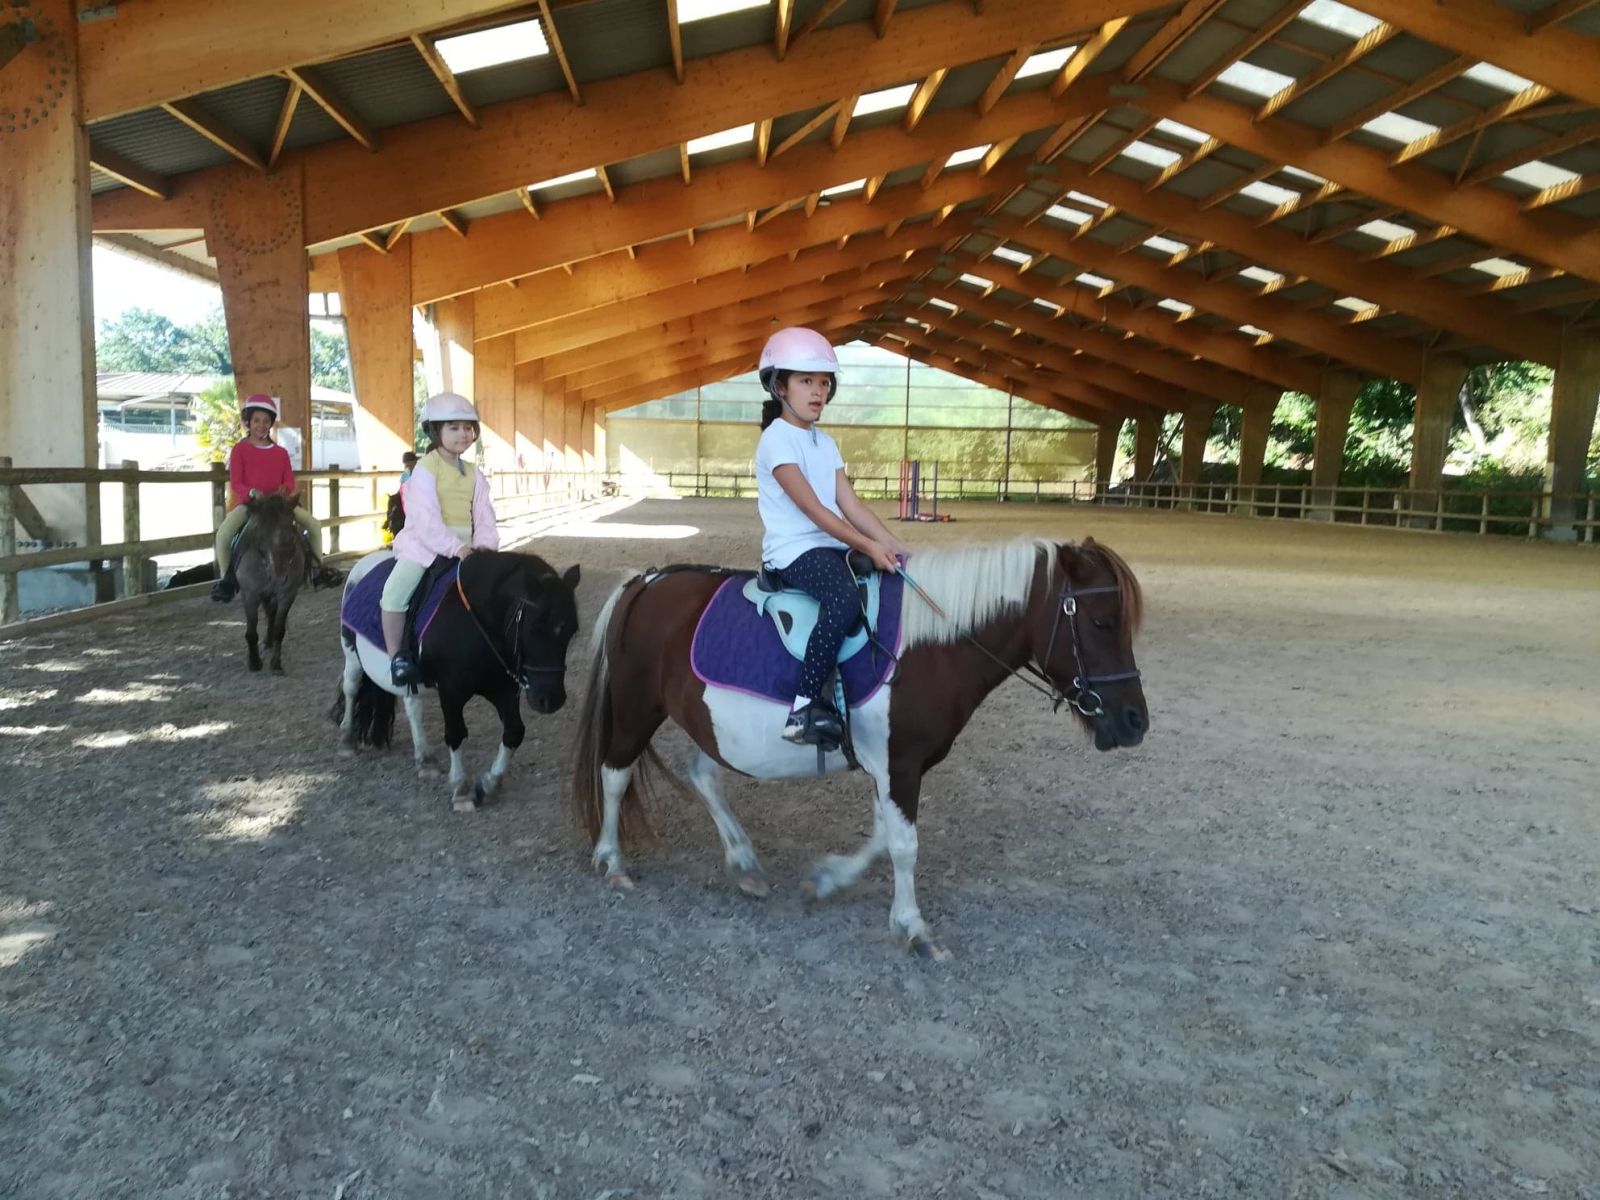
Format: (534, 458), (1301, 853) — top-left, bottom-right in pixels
(572, 536), (1146, 959)
(331, 549), (581, 811)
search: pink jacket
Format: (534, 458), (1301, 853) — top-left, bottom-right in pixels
(391, 462), (500, 565)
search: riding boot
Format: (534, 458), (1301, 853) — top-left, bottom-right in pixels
(309, 557), (342, 589)
(383, 609), (421, 686)
(210, 568), (237, 602)
(783, 700), (843, 749)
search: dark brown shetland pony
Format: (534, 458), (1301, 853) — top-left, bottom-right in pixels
(233, 494), (310, 675)
(572, 536), (1148, 960)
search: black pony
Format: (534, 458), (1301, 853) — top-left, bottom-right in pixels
(331, 549), (581, 811)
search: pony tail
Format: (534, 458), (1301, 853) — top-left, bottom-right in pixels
(760, 398), (782, 429)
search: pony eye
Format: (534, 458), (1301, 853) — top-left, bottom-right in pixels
(1092, 617), (1112, 631)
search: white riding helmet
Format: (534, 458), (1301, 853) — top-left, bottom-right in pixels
(241, 393), (280, 421)
(421, 391), (480, 423)
(758, 327), (840, 400)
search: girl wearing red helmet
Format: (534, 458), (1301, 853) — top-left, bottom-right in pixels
(754, 328), (912, 745)
(210, 394), (336, 600)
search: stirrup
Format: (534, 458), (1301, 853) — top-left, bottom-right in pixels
(783, 702), (843, 749)
(390, 650), (422, 687)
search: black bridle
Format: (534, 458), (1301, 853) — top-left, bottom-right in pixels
(960, 572), (1141, 719)
(454, 572), (564, 691)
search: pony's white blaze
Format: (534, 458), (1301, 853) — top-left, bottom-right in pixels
(700, 684), (889, 781)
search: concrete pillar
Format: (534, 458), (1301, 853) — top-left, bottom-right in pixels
(211, 163), (313, 468)
(1179, 404), (1216, 509)
(1308, 372), (1360, 520)
(1545, 330), (1600, 541)
(1133, 417), (1159, 486)
(434, 295), (475, 401)
(0, 0), (99, 542)
(514, 359), (545, 476)
(1409, 355), (1468, 527)
(1235, 388), (1281, 516)
(474, 334), (516, 472)
(337, 242), (415, 472)
(1094, 419), (1121, 494)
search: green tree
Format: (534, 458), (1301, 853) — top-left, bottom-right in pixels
(192, 377), (239, 463)
(311, 321), (352, 392)
(97, 307), (229, 373)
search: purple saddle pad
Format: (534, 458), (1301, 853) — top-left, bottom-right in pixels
(340, 558), (457, 649)
(690, 572), (904, 708)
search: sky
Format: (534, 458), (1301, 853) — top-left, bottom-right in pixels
(92, 243), (224, 327)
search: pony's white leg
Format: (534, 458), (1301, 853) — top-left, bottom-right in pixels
(447, 745), (475, 811)
(687, 750), (768, 898)
(882, 797), (948, 962)
(475, 744), (514, 802)
(337, 641), (362, 755)
(403, 692), (438, 777)
(803, 801), (887, 901)
(593, 764), (634, 889)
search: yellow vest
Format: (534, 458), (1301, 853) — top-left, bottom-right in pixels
(419, 450), (477, 535)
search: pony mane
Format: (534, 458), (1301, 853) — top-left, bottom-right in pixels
(898, 537), (1053, 649)
(1075, 539), (1144, 635)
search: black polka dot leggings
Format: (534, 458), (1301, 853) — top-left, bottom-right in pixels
(775, 547), (861, 703)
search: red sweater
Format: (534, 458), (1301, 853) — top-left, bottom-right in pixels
(228, 439), (296, 509)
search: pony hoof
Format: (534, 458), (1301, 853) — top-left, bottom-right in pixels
(908, 935), (953, 963)
(337, 744), (355, 759)
(473, 776), (500, 804)
(734, 869), (771, 899)
(247, 661), (262, 673)
(800, 867), (833, 904)
(270, 666), (285, 676)
(452, 795), (478, 813)
(417, 762), (441, 780)
(605, 872), (635, 892)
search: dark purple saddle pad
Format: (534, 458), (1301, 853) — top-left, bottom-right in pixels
(340, 558), (456, 648)
(690, 573), (904, 708)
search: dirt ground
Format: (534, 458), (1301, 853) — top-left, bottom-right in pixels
(3, 497), (1597, 1200)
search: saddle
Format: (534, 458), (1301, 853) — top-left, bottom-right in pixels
(403, 556), (459, 660)
(741, 550), (882, 666)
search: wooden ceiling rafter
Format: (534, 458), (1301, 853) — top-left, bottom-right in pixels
(666, 0), (685, 84)
(162, 99), (266, 172)
(268, 81), (301, 168)
(536, 0), (583, 105)
(410, 34), (480, 128)
(285, 65), (378, 151)
(89, 147), (170, 200)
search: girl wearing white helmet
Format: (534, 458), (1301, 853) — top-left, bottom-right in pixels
(381, 392), (501, 685)
(753, 328), (912, 745)
(210, 394), (337, 601)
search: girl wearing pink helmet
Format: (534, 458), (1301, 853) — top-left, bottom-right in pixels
(381, 392), (501, 685)
(210, 394), (337, 600)
(754, 328), (912, 745)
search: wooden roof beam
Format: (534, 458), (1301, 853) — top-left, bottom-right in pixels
(904, 69), (948, 134)
(1325, 56), (1472, 143)
(1052, 17), (1126, 98)
(537, 0), (582, 105)
(1123, 0), (1228, 82)
(1255, 22), (1396, 122)
(268, 81), (301, 168)
(285, 66), (378, 152)
(873, 0), (897, 38)
(775, 0), (794, 60)
(771, 101), (844, 159)
(95, 234), (219, 285)
(1527, 0), (1600, 33)
(1391, 82), (1554, 167)
(1352, 0), (1600, 111)
(89, 147), (169, 200)
(790, 0), (850, 50)
(666, 0), (685, 84)
(411, 34), (480, 128)
(978, 45), (1039, 116)
(162, 100), (265, 172)
(1458, 116), (1600, 188)
(1182, 1), (1300, 99)
(870, 330), (1115, 426)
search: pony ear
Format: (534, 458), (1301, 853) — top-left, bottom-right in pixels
(561, 564), (581, 591)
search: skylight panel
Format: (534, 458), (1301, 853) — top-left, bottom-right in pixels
(1464, 63), (1535, 93)
(1045, 204), (1093, 225)
(1075, 272), (1112, 288)
(528, 168), (597, 191)
(434, 19), (549, 73)
(928, 297), (959, 312)
(679, 0), (766, 21)
(958, 272), (994, 289)
(1015, 45), (1078, 80)
(1066, 190), (1107, 208)
(1299, 0), (1384, 38)
(1238, 265), (1284, 285)
(853, 84), (917, 117)
(1238, 324), (1270, 338)
(687, 123), (755, 155)
(1356, 218), (1414, 241)
(820, 178), (866, 197)
(1333, 296), (1375, 312)
(1122, 140), (1181, 168)
(1144, 234), (1188, 255)
(1239, 180), (1300, 206)
(1471, 257), (1525, 277)
(1154, 118), (1209, 143)
(945, 144), (992, 168)
(1279, 165), (1324, 184)
(1031, 297), (1064, 315)
(1157, 298), (1193, 314)
(990, 245), (1032, 265)
(1216, 62), (1296, 98)
(1502, 160), (1581, 190)
(1360, 112), (1439, 144)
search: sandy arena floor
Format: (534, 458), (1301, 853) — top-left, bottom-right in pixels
(2, 497), (1597, 1199)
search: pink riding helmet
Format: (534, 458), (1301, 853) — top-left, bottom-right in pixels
(758, 327), (840, 400)
(241, 394), (279, 421)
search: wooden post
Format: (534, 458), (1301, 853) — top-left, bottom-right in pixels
(0, 457), (18, 625)
(327, 467), (342, 553)
(122, 460), (144, 597)
(210, 461), (228, 533)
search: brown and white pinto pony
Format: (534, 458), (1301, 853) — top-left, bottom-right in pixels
(572, 537), (1148, 959)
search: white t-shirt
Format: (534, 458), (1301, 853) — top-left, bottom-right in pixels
(754, 418), (849, 568)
